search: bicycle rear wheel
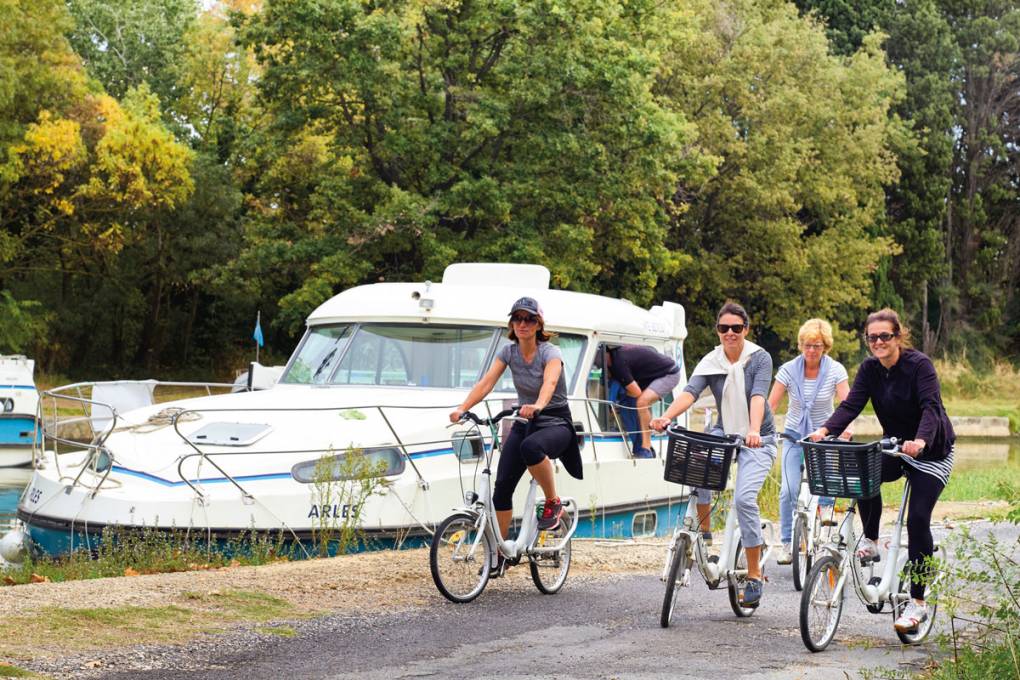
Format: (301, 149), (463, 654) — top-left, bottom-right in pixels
(530, 512), (572, 594)
(800, 554), (845, 652)
(894, 566), (938, 644)
(430, 513), (492, 603)
(792, 514), (813, 591)
(660, 534), (691, 628)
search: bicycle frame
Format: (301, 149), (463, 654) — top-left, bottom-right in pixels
(448, 414), (579, 567)
(820, 479), (912, 609)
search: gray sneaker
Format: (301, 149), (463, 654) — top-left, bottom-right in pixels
(776, 543), (793, 565)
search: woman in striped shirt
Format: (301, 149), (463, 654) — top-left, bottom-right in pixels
(767, 319), (851, 566)
(809, 308), (954, 634)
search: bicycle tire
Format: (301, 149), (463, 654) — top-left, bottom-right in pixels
(530, 513), (572, 595)
(727, 540), (758, 618)
(894, 566), (938, 645)
(660, 534), (691, 628)
(792, 514), (812, 591)
(800, 554), (845, 652)
(429, 513), (492, 603)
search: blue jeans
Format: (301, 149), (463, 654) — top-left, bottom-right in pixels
(691, 438), (777, 549)
(779, 433), (833, 544)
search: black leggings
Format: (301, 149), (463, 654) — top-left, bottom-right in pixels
(858, 456), (945, 600)
(492, 421), (573, 511)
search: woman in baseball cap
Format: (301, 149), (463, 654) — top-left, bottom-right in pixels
(450, 296), (581, 574)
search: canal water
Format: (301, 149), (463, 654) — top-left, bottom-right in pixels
(0, 439), (1017, 532)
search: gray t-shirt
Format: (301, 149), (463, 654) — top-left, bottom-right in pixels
(682, 350), (775, 436)
(497, 341), (569, 409)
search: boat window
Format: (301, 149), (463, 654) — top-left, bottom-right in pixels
(331, 325), (495, 388)
(491, 333), (587, 394)
(291, 447), (405, 483)
(632, 510), (657, 538)
(281, 324), (354, 385)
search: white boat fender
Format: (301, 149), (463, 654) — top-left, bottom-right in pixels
(0, 530), (28, 564)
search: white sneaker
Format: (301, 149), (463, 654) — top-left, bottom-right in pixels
(856, 537), (880, 562)
(894, 600), (928, 632)
(776, 543), (793, 565)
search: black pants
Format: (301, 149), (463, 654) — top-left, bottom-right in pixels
(858, 456), (945, 600)
(492, 420), (573, 511)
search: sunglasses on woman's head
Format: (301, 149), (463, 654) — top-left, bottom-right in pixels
(511, 314), (539, 325)
(716, 323), (746, 334)
(865, 332), (898, 345)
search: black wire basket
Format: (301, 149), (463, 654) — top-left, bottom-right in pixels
(663, 426), (740, 491)
(802, 439), (884, 499)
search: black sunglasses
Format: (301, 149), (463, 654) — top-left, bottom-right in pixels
(511, 314), (539, 325)
(716, 323), (746, 334)
(864, 332), (898, 345)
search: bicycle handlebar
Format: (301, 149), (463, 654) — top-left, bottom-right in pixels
(457, 408), (520, 427)
(800, 435), (922, 457)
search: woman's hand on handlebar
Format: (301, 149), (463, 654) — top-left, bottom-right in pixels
(449, 409), (465, 424)
(518, 404), (541, 419)
(745, 431), (762, 448)
(650, 417), (671, 432)
(838, 428), (853, 441)
(901, 438), (925, 457)
(807, 427), (828, 442)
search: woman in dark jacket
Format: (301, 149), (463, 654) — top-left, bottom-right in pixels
(809, 308), (954, 634)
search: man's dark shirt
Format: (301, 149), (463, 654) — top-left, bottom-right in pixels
(824, 349), (955, 461)
(609, 345), (678, 391)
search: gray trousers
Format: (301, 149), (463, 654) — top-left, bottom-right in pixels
(691, 439), (777, 548)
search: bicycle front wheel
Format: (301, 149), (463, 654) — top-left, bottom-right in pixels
(530, 512), (572, 595)
(430, 513), (492, 603)
(800, 554), (845, 652)
(728, 540), (757, 618)
(792, 514), (812, 592)
(660, 534), (691, 628)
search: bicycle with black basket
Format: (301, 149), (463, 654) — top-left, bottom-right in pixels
(798, 436), (939, 652)
(429, 409), (579, 603)
(660, 426), (776, 626)
(778, 432), (841, 592)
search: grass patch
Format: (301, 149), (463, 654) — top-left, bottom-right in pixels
(0, 665), (35, 678)
(2, 527), (296, 587)
(0, 590), (302, 657)
(256, 625), (297, 638)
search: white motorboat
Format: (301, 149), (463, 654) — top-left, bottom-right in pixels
(0, 355), (39, 468)
(15, 263), (695, 557)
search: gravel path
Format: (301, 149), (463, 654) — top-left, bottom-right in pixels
(0, 509), (1009, 678)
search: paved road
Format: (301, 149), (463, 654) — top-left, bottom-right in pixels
(98, 548), (951, 680)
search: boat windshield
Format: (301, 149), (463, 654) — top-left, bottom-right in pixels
(282, 324), (497, 388)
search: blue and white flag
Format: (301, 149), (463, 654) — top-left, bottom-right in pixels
(253, 311), (264, 348)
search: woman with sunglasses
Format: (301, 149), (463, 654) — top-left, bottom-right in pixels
(450, 297), (581, 571)
(767, 319), (851, 566)
(651, 302), (776, 608)
(808, 308), (954, 633)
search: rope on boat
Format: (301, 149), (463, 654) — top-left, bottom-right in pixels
(114, 407), (202, 434)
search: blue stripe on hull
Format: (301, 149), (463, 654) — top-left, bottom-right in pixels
(0, 417), (39, 445)
(22, 500), (688, 558)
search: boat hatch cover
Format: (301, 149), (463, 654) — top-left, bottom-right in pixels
(186, 422), (273, 447)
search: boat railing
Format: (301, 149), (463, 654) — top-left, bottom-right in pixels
(35, 381), (240, 494)
(37, 386), (705, 502)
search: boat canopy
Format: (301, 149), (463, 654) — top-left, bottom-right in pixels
(307, 263), (686, 341)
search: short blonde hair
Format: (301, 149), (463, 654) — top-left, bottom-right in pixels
(798, 319), (834, 352)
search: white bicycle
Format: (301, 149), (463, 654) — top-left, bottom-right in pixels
(780, 433), (839, 591)
(660, 426), (776, 625)
(798, 437), (939, 651)
(429, 409), (579, 603)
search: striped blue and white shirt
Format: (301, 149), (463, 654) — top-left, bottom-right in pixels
(776, 358), (849, 434)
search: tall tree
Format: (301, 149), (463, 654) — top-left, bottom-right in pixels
(231, 0), (709, 334)
(656, 0), (907, 361)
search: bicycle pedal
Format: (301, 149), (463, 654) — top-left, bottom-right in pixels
(859, 554), (881, 565)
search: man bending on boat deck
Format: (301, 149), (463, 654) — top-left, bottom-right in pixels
(596, 345), (680, 458)
(450, 296), (582, 576)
